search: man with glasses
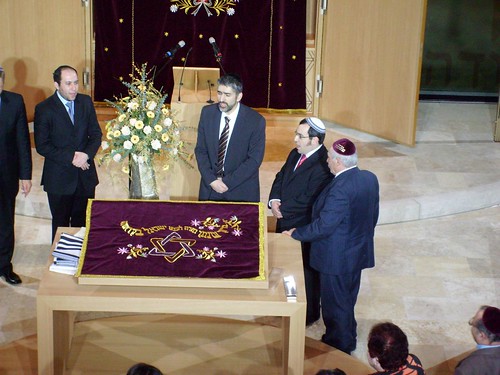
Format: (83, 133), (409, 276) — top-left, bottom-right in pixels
(268, 117), (332, 326)
(455, 305), (500, 374)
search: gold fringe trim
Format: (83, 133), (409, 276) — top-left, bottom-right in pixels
(76, 199), (266, 282)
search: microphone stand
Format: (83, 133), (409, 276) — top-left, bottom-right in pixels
(216, 58), (226, 76)
(153, 56), (174, 83)
(178, 47), (193, 102)
(207, 80), (214, 103)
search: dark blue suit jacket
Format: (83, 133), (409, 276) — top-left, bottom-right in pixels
(195, 103), (265, 202)
(292, 167), (379, 275)
(0, 90), (32, 196)
(268, 146), (332, 231)
(34, 92), (102, 195)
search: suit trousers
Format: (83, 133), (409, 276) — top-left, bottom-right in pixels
(301, 241), (321, 325)
(47, 181), (95, 241)
(0, 189), (17, 274)
(319, 270), (362, 354)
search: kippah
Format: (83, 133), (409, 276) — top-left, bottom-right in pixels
(332, 138), (356, 156)
(483, 306), (500, 335)
(305, 117), (326, 134)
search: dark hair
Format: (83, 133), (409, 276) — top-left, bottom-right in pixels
(217, 73), (243, 94)
(368, 322), (409, 371)
(126, 363), (163, 375)
(53, 65), (77, 84)
(315, 369), (346, 375)
(300, 118), (326, 144)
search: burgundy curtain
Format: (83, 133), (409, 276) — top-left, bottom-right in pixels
(94, 0), (306, 109)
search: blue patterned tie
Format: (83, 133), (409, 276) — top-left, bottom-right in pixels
(66, 101), (74, 124)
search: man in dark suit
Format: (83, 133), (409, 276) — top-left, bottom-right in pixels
(284, 138), (379, 354)
(268, 117), (332, 325)
(34, 65), (102, 240)
(195, 73), (265, 202)
(0, 66), (32, 285)
(455, 305), (500, 375)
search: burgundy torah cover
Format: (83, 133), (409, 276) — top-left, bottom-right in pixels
(76, 200), (265, 280)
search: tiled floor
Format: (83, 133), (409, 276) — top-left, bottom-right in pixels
(1, 101), (499, 374)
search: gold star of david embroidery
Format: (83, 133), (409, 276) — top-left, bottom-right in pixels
(149, 232), (197, 263)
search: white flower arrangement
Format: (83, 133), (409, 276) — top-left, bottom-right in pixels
(99, 63), (192, 174)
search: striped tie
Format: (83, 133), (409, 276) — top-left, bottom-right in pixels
(216, 116), (230, 178)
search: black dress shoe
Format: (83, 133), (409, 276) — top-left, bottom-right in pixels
(1, 271), (22, 285)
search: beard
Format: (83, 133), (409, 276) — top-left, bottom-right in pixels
(218, 101), (236, 113)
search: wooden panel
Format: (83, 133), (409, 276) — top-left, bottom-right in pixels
(0, 0), (89, 121)
(316, 0), (427, 146)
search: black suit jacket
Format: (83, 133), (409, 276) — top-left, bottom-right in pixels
(268, 145), (332, 232)
(0, 90), (32, 196)
(34, 92), (102, 195)
(195, 103), (266, 202)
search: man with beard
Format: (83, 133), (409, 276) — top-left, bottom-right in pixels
(195, 73), (266, 202)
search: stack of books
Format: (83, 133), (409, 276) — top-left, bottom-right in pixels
(49, 230), (85, 275)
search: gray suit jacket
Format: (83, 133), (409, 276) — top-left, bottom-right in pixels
(454, 346), (500, 375)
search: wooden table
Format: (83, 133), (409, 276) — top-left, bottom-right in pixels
(37, 229), (306, 375)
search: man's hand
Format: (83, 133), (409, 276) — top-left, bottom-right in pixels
(20, 180), (32, 197)
(210, 178), (228, 194)
(282, 228), (296, 237)
(73, 151), (90, 170)
(271, 200), (283, 219)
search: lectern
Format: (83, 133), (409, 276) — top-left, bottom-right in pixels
(172, 66), (220, 103)
(170, 67), (220, 200)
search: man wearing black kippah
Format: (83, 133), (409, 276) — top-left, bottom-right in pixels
(284, 138), (379, 354)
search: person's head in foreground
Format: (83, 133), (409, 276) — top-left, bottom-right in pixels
(367, 322), (411, 372)
(126, 362), (163, 375)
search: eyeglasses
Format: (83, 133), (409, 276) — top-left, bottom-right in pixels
(294, 132), (310, 139)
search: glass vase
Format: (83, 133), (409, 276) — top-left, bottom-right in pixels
(129, 153), (159, 200)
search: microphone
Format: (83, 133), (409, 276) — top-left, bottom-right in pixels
(209, 37), (222, 61)
(178, 47), (193, 102)
(165, 40), (185, 58)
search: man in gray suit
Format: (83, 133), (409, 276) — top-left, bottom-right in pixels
(0, 66), (32, 285)
(455, 305), (500, 374)
(195, 73), (265, 203)
(35, 65), (102, 240)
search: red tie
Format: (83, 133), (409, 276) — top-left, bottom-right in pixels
(296, 154), (307, 169)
